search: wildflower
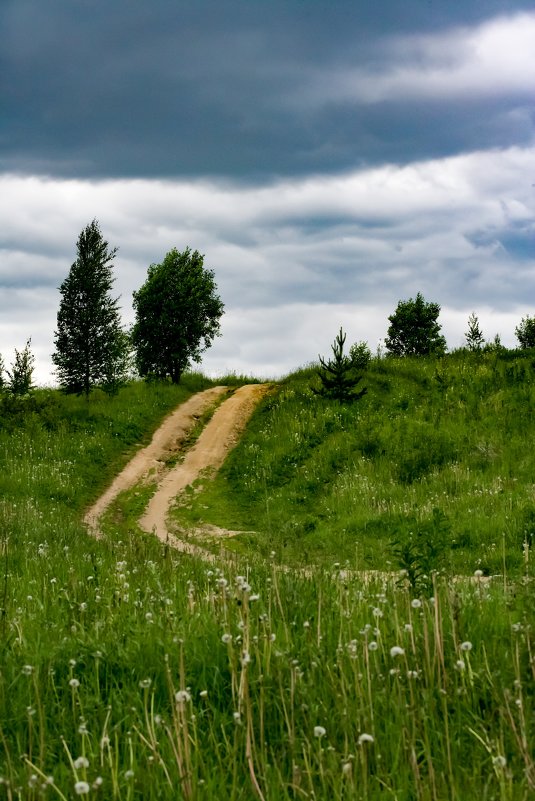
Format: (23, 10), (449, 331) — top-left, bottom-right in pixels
(404, 624), (413, 633)
(233, 711), (241, 722)
(303, 620), (310, 629)
(269, 633), (276, 642)
(474, 569), (484, 578)
(314, 726), (326, 738)
(241, 650), (251, 666)
(69, 678), (80, 688)
(175, 690), (191, 704)
(411, 599), (422, 609)
(342, 762), (352, 776)
(493, 755), (507, 768)
(358, 733), (374, 745)
(92, 777), (103, 788)
(368, 641), (378, 651)
(73, 757), (89, 770)
(455, 660), (466, 671)
(21, 665), (33, 676)
(249, 594), (260, 602)
(407, 670), (419, 679)
(221, 633), (232, 644)
(460, 641), (472, 652)
(372, 607), (383, 618)
(125, 770), (134, 780)
(79, 603), (87, 612)
(390, 646), (405, 658)
(74, 781), (90, 795)
(139, 679), (152, 689)
(199, 690), (208, 698)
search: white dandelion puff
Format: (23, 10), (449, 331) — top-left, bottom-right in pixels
(74, 781), (90, 795)
(314, 726), (326, 738)
(358, 733), (374, 745)
(390, 646), (405, 658)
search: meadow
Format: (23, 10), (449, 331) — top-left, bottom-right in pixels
(0, 354), (533, 800)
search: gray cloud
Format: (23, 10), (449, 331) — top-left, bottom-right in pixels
(1, 144), (534, 384)
(2, 2), (534, 179)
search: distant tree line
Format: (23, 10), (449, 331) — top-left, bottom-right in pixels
(3, 220), (535, 397)
(316, 293), (535, 402)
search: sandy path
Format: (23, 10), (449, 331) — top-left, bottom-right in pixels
(83, 385), (230, 536)
(139, 383), (269, 543)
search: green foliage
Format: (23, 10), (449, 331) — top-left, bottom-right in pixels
(390, 508), (451, 593)
(52, 220), (130, 396)
(515, 314), (535, 349)
(0, 370), (533, 799)
(313, 328), (367, 403)
(385, 292), (447, 356)
(349, 339), (372, 370)
(132, 247), (224, 384)
(0, 352), (4, 391)
(464, 312), (484, 351)
(180, 351), (535, 576)
(6, 338), (35, 395)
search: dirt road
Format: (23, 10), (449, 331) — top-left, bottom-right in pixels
(139, 383), (269, 542)
(84, 384), (269, 545)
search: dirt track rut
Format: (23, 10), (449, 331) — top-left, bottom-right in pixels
(84, 384), (269, 545)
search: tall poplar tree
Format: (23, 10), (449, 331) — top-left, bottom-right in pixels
(53, 220), (129, 395)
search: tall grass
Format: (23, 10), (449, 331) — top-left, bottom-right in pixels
(174, 351), (535, 576)
(0, 363), (533, 799)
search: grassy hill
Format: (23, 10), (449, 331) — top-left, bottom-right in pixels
(0, 359), (533, 800)
(172, 350), (535, 580)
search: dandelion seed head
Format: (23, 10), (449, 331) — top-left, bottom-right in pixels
(221, 633), (232, 644)
(368, 641), (378, 651)
(73, 757), (89, 770)
(493, 755), (507, 768)
(69, 678), (80, 688)
(456, 660), (466, 671)
(390, 646), (405, 658)
(314, 726), (326, 738)
(358, 733), (374, 745)
(74, 781), (90, 795)
(411, 599), (422, 609)
(460, 641), (472, 652)
(21, 665), (33, 676)
(175, 690), (191, 704)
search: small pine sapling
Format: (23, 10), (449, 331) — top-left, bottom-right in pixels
(7, 339), (35, 396)
(314, 327), (367, 403)
(465, 312), (484, 351)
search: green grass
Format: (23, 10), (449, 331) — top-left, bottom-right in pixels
(172, 351), (535, 578)
(0, 361), (534, 799)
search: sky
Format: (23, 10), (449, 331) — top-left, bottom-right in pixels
(1, 0), (534, 384)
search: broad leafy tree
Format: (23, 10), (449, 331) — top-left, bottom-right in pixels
(132, 247), (224, 383)
(385, 292), (446, 357)
(314, 327), (367, 403)
(53, 220), (129, 395)
(515, 315), (535, 349)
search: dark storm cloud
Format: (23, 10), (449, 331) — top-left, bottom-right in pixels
(2, 0), (534, 179)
